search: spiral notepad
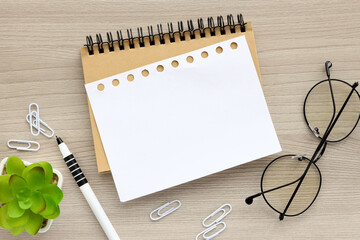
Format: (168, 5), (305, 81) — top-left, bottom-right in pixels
(85, 35), (281, 202)
(81, 14), (262, 173)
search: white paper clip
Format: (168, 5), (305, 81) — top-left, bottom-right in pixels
(195, 222), (226, 240)
(150, 200), (181, 221)
(26, 111), (55, 138)
(28, 103), (40, 136)
(7, 140), (40, 152)
(202, 204), (232, 228)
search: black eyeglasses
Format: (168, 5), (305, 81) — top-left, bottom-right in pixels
(245, 61), (360, 220)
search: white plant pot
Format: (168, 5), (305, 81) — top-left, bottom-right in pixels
(0, 157), (63, 234)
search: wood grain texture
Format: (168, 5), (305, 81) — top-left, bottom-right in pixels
(0, 0), (359, 239)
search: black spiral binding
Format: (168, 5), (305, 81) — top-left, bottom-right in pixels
(85, 14), (246, 55)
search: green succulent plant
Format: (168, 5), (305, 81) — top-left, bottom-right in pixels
(0, 156), (63, 236)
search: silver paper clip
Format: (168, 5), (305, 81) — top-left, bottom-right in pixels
(150, 200), (181, 221)
(196, 222), (226, 240)
(28, 103), (40, 136)
(7, 140), (40, 152)
(26, 111), (55, 138)
(202, 204), (232, 228)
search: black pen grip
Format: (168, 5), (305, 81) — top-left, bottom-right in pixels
(64, 154), (88, 187)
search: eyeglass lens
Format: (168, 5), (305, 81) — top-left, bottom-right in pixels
(304, 79), (360, 142)
(261, 155), (321, 216)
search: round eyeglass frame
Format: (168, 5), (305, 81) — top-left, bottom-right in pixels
(303, 78), (360, 143)
(260, 154), (322, 217)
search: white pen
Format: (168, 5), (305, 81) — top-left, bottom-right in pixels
(56, 136), (120, 240)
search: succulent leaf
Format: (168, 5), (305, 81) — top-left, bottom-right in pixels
(25, 211), (43, 235)
(43, 205), (60, 219)
(9, 175), (27, 194)
(8, 200), (25, 218)
(39, 184), (63, 205)
(18, 197), (32, 210)
(9, 175), (32, 210)
(40, 194), (57, 218)
(6, 156), (25, 176)
(30, 191), (46, 214)
(9, 225), (25, 236)
(0, 175), (14, 203)
(21, 163), (40, 177)
(6, 209), (29, 228)
(0, 205), (11, 229)
(23, 167), (45, 190)
(38, 162), (53, 184)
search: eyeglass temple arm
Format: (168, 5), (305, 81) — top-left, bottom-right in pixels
(245, 176), (303, 205)
(310, 62), (336, 139)
(279, 81), (359, 221)
(321, 61), (337, 139)
(325, 61), (332, 79)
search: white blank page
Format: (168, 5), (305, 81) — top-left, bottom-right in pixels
(85, 36), (281, 202)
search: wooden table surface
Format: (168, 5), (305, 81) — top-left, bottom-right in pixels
(1, 0), (360, 239)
